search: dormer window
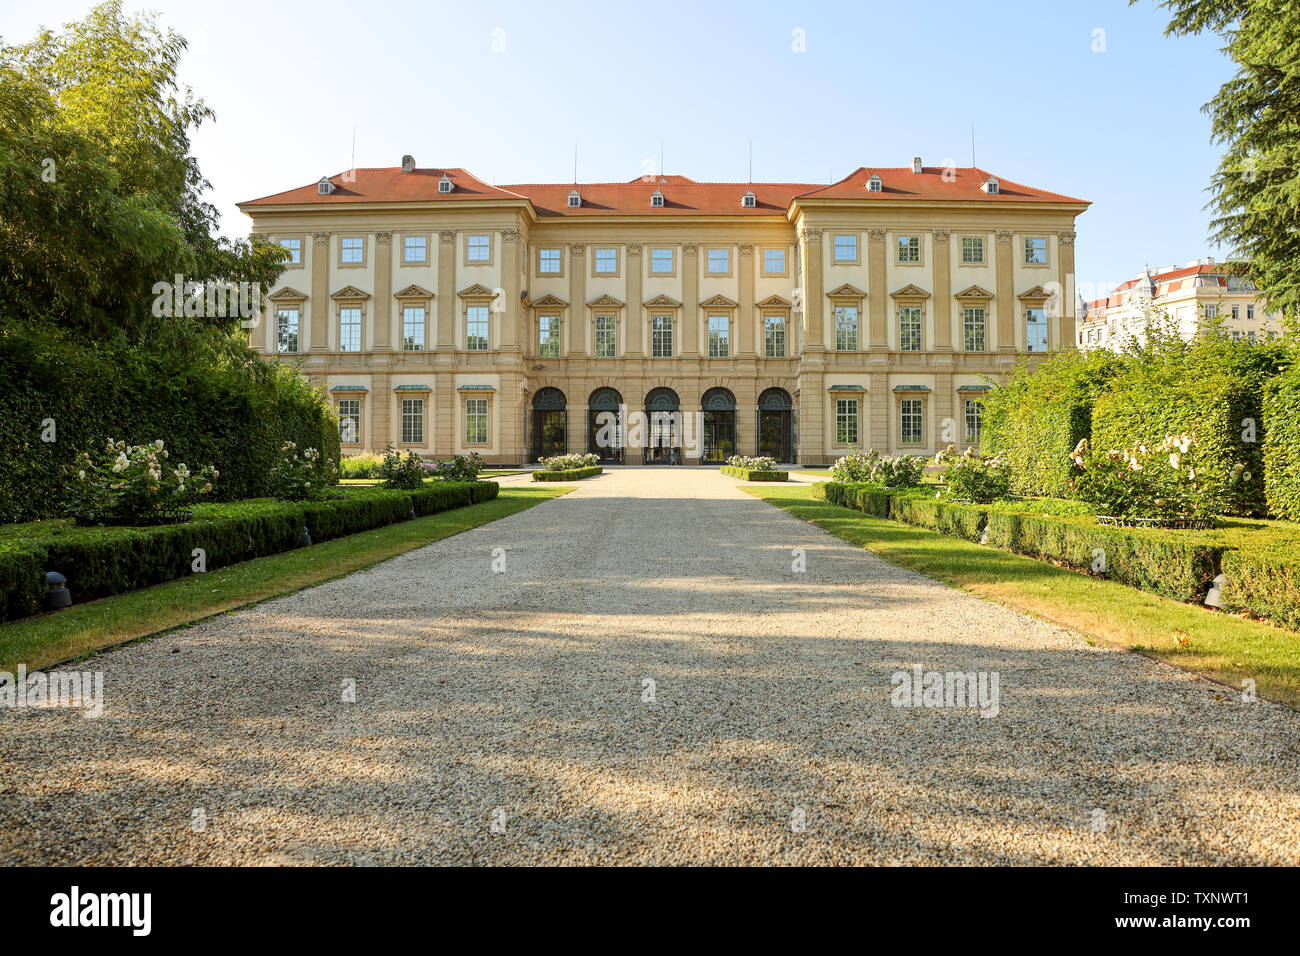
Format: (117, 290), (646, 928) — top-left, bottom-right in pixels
(742, 190), (756, 208)
(317, 177), (335, 195)
(981, 178), (999, 194)
(866, 174), (882, 193)
(650, 190), (664, 208)
(568, 189), (581, 208)
(438, 174), (453, 194)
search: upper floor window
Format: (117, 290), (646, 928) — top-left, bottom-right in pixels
(276, 308), (299, 353)
(707, 315), (730, 357)
(898, 306), (923, 351)
(339, 307), (362, 352)
(651, 248), (674, 275)
(650, 190), (664, 208)
(538, 315), (560, 357)
(961, 236), (984, 264)
(594, 315), (617, 357)
(962, 307), (986, 352)
(466, 305), (489, 351)
(897, 235), (921, 263)
(403, 235), (427, 264)
(763, 249), (786, 275)
(764, 315), (786, 358)
(1205, 304), (1218, 319)
(466, 234), (491, 263)
(707, 248), (730, 274)
(279, 238), (301, 265)
(866, 174), (882, 193)
(402, 306), (426, 351)
(651, 315), (674, 357)
(1024, 237), (1048, 265)
(594, 247), (618, 274)
(1247, 304), (1255, 319)
(568, 190), (581, 208)
(833, 234), (858, 262)
(1025, 307), (1048, 352)
(340, 237), (364, 264)
(538, 248), (562, 274)
(438, 174), (453, 193)
(742, 191), (756, 208)
(835, 306), (859, 351)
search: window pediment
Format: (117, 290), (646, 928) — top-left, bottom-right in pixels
(954, 284), (995, 301)
(330, 285), (370, 301)
(268, 286), (308, 302)
(394, 284), (434, 299)
(1018, 284), (1054, 303)
(826, 283), (867, 300)
(644, 294), (681, 309)
(699, 293), (739, 309)
(529, 293), (568, 308)
(587, 293), (625, 308)
(889, 284), (931, 300)
(457, 283), (496, 299)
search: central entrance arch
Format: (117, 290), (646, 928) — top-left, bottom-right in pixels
(701, 387), (737, 464)
(644, 387), (681, 464)
(531, 387), (567, 462)
(757, 387), (794, 463)
(587, 387), (624, 463)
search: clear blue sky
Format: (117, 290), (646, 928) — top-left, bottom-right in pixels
(2, 0), (1235, 301)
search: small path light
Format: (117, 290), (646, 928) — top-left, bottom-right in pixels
(45, 571), (72, 610)
(1205, 573), (1227, 608)
(408, 504), (417, 520)
(299, 525), (312, 548)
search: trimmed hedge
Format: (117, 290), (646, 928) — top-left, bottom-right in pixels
(0, 482), (497, 622)
(1220, 546), (1300, 630)
(533, 466), (602, 481)
(0, 324), (340, 523)
(720, 466), (788, 481)
(1263, 362), (1300, 521)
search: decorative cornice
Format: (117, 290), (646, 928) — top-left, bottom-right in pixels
(268, 286), (308, 301)
(756, 293), (792, 308)
(931, 230), (950, 243)
(529, 293), (568, 308)
(995, 230), (1014, 244)
(1058, 231), (1077, 245)
(1018, 284), (1054, 302)
(375, 231), (392, 245)
(643, 293), (681, 308)
(586, 293), (625, 309)
(868, 228), (887, 242)
(439, 230), (457, 243)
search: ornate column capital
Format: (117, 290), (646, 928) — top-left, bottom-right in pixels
(931, 229), (950, 243)
(568, 241), (585, 254)
(867, 228), (887, 242)
(626, 243), (643, 255)
(376, 231), (392, 245)
(502, 228), (522, 243)
(682, 243), (698, 255)
(438, 230), (456, 243)
(312, 232), (330, 246)
(996, 230), (1014, 244)
(799, 227), (823, 242)
(1057, 231), (1077, 245)
(738, 243), (754, 256)
(249, 232), (267, 242)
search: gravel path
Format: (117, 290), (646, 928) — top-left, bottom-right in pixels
(1, 468), (1297, 865)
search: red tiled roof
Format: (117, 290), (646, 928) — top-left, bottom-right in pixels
(1084, 263), (1237, 316)
(240, 165), (1088, 213)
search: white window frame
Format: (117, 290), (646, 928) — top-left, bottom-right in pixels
(401, 397), (425, 445)
(466, 305), (490, 351)
(339, 307), (362, 352)
(402, 305), (426, 351)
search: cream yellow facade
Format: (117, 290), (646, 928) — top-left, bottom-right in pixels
(240, 161), (1088, 464)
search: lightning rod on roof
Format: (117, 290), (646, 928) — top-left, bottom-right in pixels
(971, 123), (976, 167)
(748, 140), (752, 184)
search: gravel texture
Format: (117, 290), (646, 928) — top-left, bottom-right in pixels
(1, 467), (1298, 865)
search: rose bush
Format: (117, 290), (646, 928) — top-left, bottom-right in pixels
(69, 439), (217, 524)
(267, 441), (337, 501)
(1069, 433), (1248, 520)
(427, 453), (484, 482)
(379, 447), (428, 489)
(538, 453), (598, 472)
(725, 455), (779, 471)
(934, 444), (1012, 503)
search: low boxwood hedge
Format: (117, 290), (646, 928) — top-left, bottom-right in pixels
(1220, 545), (1300, 630)
(533, 466), (602, 481)
(720, 466), (788, 481)
(0, 482), (497, 622)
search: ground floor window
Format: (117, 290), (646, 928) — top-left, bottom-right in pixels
(900, 398), (923, 445)
(964, 399), (983, 444)
(337, 399), (360, 444)
(835, 398), (859, 445)
(465, 398), (488, 444)
(401, 398), (424, 444)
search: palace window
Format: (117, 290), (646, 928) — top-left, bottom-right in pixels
(964, 399), (983, 444)
(465, 398), (488, 444)
(900, 398), (923, 445)
(898, 306), (923, 351)
(651, 248), (674, 274)
(835, 306), (859, 351)
(538, 315), (560, 357)
(401, 398), (424, 444)
(763, 249), (786, 275)
(833, 234), (857, 262)
(961, 236), (984, 264)
(467, 234), (491, 263)
(466, 305), (489, 351)
(539, 248), (562, 274)
(897, 235), (920, 263)
(1025, 307), (1048, 352)
(279, 238), (301, 264)
(594, 315), (617, 357)
(339, 307), (362, 352)
(707, 248), (730, 274)
(402, 306), (426, 351)
(836, 398), (859, 445)
(337, 399), (360, 445)
(1024, 237), (1048, 265)
(764, 315), (786, 357)
(707, 315), (730, 357)
(340, 237), (364, 264)
(276, 308), (299, 353)
(403, 235), (427, 264)
(594, 248), (618, 274)
(963, 307), (986, 352)
(651, 315), (674, 357)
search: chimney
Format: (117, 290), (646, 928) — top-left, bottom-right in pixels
(911, 156), (923, 174)
(401, 154), (416, 173)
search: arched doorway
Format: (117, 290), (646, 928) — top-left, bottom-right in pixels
(587, 387), (624, 463)
(757, 387), (794, 462)
(531, 387), (567, 462)
(644, 387), (681, 464)
(701, 387), (737, 464)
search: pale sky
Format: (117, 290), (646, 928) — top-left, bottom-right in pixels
(1, 0), (1235, 301)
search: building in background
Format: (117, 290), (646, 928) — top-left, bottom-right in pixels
(1078, 258), (1284, 351)
(239, 158), (1088, 464)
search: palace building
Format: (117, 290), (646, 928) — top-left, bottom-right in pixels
(238, 158), (1088, 464)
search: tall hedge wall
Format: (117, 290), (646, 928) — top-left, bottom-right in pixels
(1091, 337), (1285, 517)
(1263, 361), (1300, 521)
(0, 324), (339, 524)
(981, 350), (1123, 499)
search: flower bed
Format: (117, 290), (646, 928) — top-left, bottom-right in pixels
(533, 466), (603, 481)
(0, 482), (498, 622)
(812, 480), (1300, 624)
(720, 465), (788, 481)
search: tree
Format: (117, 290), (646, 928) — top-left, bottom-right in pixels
(0, 1), (285, 340)
(1143, 1), (1300, 329)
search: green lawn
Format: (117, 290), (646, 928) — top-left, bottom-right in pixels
(338, 472), (526, 486)
(0, 486), (568, 671)
(745, 483), (1300, 707)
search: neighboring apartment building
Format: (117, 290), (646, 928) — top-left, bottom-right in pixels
(238, 158), (1088, 464)
(1078, 258), (1285, 351)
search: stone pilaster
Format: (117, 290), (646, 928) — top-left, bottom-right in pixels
(373, 232), (392, 350)
(682, 243), (699, 356)
(437, 230), (456, 350)
(568, 242), (587, 356)
(867, 229), (887, 351)
(931, 230), (952, 351)
(310, 232), (330, 352)
(1057, 231), (1077, 351)
(799, 227), (825, 350)
(996, 230), (1016, 354)
(626, 244), (643, 355)
(738, 244), (755, 356)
